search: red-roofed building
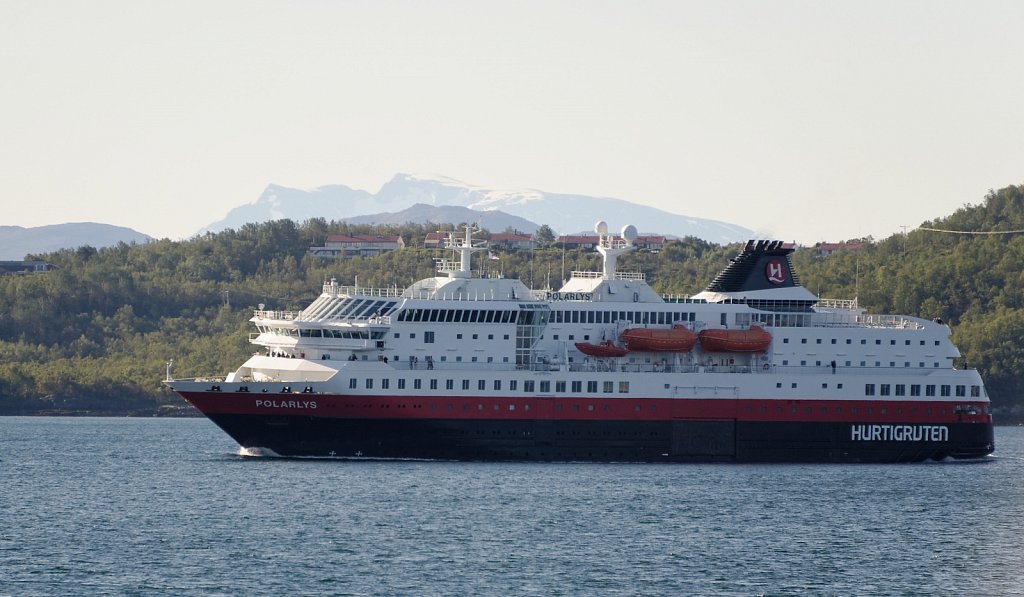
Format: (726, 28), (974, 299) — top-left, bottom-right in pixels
(309, 235), (405, 258)
(489, 233), (538, 250)
(423, 232), (448, 249)
(815, 242), (866, 256)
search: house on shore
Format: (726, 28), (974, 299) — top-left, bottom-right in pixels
(309, 235), (406, 259)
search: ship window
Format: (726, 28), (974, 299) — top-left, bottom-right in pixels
(457, 334), (463, 339)
(461, 380), (469, 390)
(801, 338), (807, 344)
(636, 405), (642, 412)
(934, 340), (940, 346)
(880, 384), (890, 396)
(925, 385), (936, 396)
(846, 339), (852, 344)
(472, 334), (478, 340)
(971, 385), (980, 397)
(414, 379), (422, 390)
(349, 378), (357, 389)
(889, 362), (895, 367)
(382, 379), (389, 389)
(588, 381), (598, 392)
(447, 380), (455, 390)
(783, 338), (789, 343)
(572, 381), (582, 392)
(941, 385), (951, 397)
(556, 381), (566, 392)
(619, 382), (629, 393)
(911, 384), (921, 396)
(831, 339), (836, 344)
(430, 379), (438, 390)
(891, 339), (896, 345)
(721, 313), (727, 326)
(822, 383), (828, 389)
(861, 339), (866, 344)
(791, 383), (798, 388)
(905, 340), (911, 345)
(865, 384), (876, 396)
(479, 380), (486, 391)
(509, 404), (515, 411)
(816, 339), (822, 344)
(895, 384), (905, 396)
(494, 380), (501, 390)
(603, 382), (614, 393)
(860, 361), (865, 367)
(524, 380), (535, 392)
(956, 385), (966, 397)
(876, 339), (881, 345)
(510, 380), (517, 390)
(776, 383), (782, 388)
(588, 404), (595, 411)
(398, 379), (406, 390)
(920, 340), (926, 345)
(410, 333), (416, 339)
(540, 381), (550, 392)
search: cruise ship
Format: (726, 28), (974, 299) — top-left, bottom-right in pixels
(165, 222), (995, 462)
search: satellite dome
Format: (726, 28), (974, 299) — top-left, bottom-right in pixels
(621, 224), (638, 244)
(595, 221), (608, 235)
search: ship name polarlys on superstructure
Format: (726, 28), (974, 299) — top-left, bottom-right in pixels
(166, 221), (995, 463)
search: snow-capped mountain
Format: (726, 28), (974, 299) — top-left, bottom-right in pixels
(201, 174), (754, 243)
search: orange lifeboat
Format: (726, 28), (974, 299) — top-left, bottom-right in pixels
(698, 325), (772, 353)
(621, 324), (697, 352)
(575, 340), (628, 357)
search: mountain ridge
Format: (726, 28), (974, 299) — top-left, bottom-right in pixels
(201, 173), (754, 243)
(0, 223), (154, 260)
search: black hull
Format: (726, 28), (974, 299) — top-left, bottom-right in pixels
(206, 414), (995, 464)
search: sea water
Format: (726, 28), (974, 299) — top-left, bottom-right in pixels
(1, 417), (1022, 596)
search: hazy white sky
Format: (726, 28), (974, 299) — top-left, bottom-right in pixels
(2, 0), (1022, 244)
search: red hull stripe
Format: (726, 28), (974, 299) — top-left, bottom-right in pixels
(178, 392), (991, 425)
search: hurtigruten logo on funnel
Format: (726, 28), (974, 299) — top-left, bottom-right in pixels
(765, 259), (787, 285)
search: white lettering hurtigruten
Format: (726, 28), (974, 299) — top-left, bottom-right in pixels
(850, 424), (948, 442)
(255, 399), (317, 409)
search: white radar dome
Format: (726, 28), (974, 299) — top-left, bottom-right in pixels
(595, 221), (608, 235)
(621, 224), (638, 244)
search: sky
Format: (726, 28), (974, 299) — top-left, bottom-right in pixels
(2, 0), (1022, 245)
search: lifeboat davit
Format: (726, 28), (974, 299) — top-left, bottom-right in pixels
(621, 324), (697, 352)
(698, 325), (772, 353)
(575, 340), (628, 357)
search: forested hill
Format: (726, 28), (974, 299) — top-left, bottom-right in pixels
(1, 185), (1023, 421)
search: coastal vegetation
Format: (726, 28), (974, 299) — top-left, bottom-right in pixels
(1, 185), (1023, 422)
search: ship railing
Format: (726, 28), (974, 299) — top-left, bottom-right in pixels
(253, 310), (302, 321)
(856, 314), (924, 329)
(815, 298), (859, 310)
(807, 312), (924, 329)
(569, 270), (646, 281)
(322, 284), (405, 298)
